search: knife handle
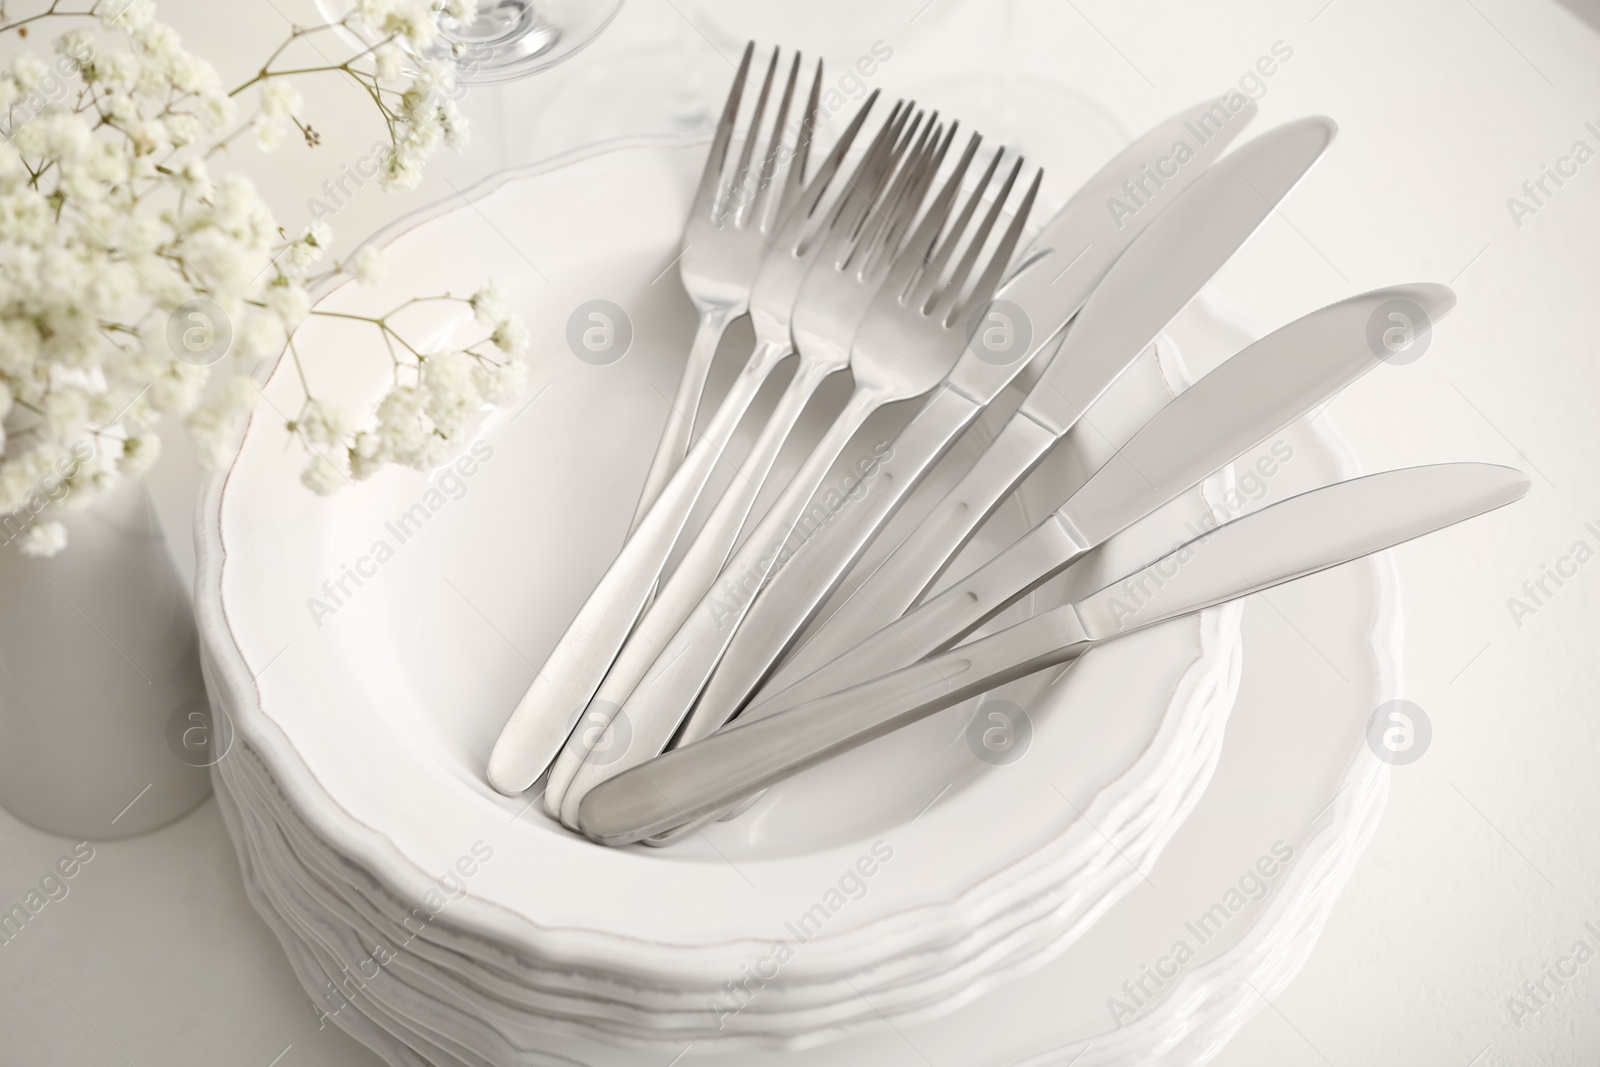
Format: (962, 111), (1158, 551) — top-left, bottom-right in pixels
(669, 383), (986, 749)
(764, 406), (1061, 701)
(743, 511), (1088, 724)
(578, 606), (1093, 845)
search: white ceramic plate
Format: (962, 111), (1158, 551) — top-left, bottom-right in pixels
(196, 136), (1242, 1013)
(210, 293), (1398, 1063)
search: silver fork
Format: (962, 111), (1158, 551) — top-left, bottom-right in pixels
(628, 44), (812, 532)
(536, 100), (921, 818)
(558, 139), (1042, 816)
(484, 77), (874, 797)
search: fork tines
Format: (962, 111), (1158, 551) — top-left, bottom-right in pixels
(889, 136), (1043, 325)
(702, 43), (826, 234)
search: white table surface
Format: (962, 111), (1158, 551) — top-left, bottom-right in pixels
(3, 1), (1599, 1064)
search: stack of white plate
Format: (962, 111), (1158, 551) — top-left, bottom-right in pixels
(197, 139), (1399, 1066)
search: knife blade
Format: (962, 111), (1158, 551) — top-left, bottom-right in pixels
(579, 462), (1531, 844)
(545, 94), (1261, 821)
(740, 282), (1455, 723)
(673, 115), (1337, 757)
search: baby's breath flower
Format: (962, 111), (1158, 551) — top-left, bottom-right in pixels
(253, 113), (285, 151)
(373, 42), (405, 80)
(473, 357), (527, 404)
(350, 245), (385, 285)
(491, 316), (529, 356)
(296, 399), (348, 447)
(235, 313), (285, 360)
(469, 281), (503, 325)
(18, 521), (69, 558)
(301, 454), (345, 495)
(260, 79), (302, 119)
(265, 281), (310, 329)
(0, 4), (512, 553)
(119, 434), (162, 477)
(420, 350), (481, 433)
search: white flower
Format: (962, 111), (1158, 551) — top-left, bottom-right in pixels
(372, 385), (442, 468)
(348, 430), (384, 480)
(491, 316), (528, 356)
(166, 112), (201, 148)
(119, 433), (162, 476)
(473, 357), (527, 404)
(13, 54), (48, 88)
(265, 282), (310, 330)
(444, 0), (478, 19)
(374, 42), (405, 81)
(56, 30), (96, 66)
(0, 380), (11, 423)
(97, 52), (140, 90)
(253, 114), (285, 151)
(260, 80), (302, 119)
(235, 313), (285, 360)
(149, 358), (209, 414)
(42, 389), (91, 440)
(437, 97), (468, 151)
(468, 281), (503, 325)
(300, 454), (345, 495)
(296, 399), (348, 447)
(287, 222), (332, 270)
(100, 0), (156, 31)
(176, 157), (210, 197)
(349, 245), (385, 285)
(186, 379), (258, 469)
(18, 521), (68, 558)
(420, 350), (480, 432)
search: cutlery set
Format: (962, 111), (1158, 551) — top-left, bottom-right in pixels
(487, 44), (1529, 846)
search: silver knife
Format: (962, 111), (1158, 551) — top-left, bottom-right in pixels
(738, 282), (1455, 724)
(578, 461), (1531, 844)
(671, 115), (1337, 755)
(546, 94), (1261, 823)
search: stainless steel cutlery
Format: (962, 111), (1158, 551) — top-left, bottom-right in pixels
(672, 114), (1334, 755)
(577, 462), (1531, 845)
(484, 53), (1526, 853)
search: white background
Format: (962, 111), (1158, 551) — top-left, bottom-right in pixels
(2, 1), (1598, 1064)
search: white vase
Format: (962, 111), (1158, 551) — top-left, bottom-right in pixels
(0, 476), (213, 839)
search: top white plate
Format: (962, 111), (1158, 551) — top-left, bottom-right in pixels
(196, 138), (1239, 993)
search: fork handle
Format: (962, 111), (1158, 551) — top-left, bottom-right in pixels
(543, 352), (835, 823)
(555, 387), (885, 808)
(486, 334), (789, 794)
(670, 384), (988, 751)
(628, 302), (739, 535)
(759, 407), (1060, 703)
